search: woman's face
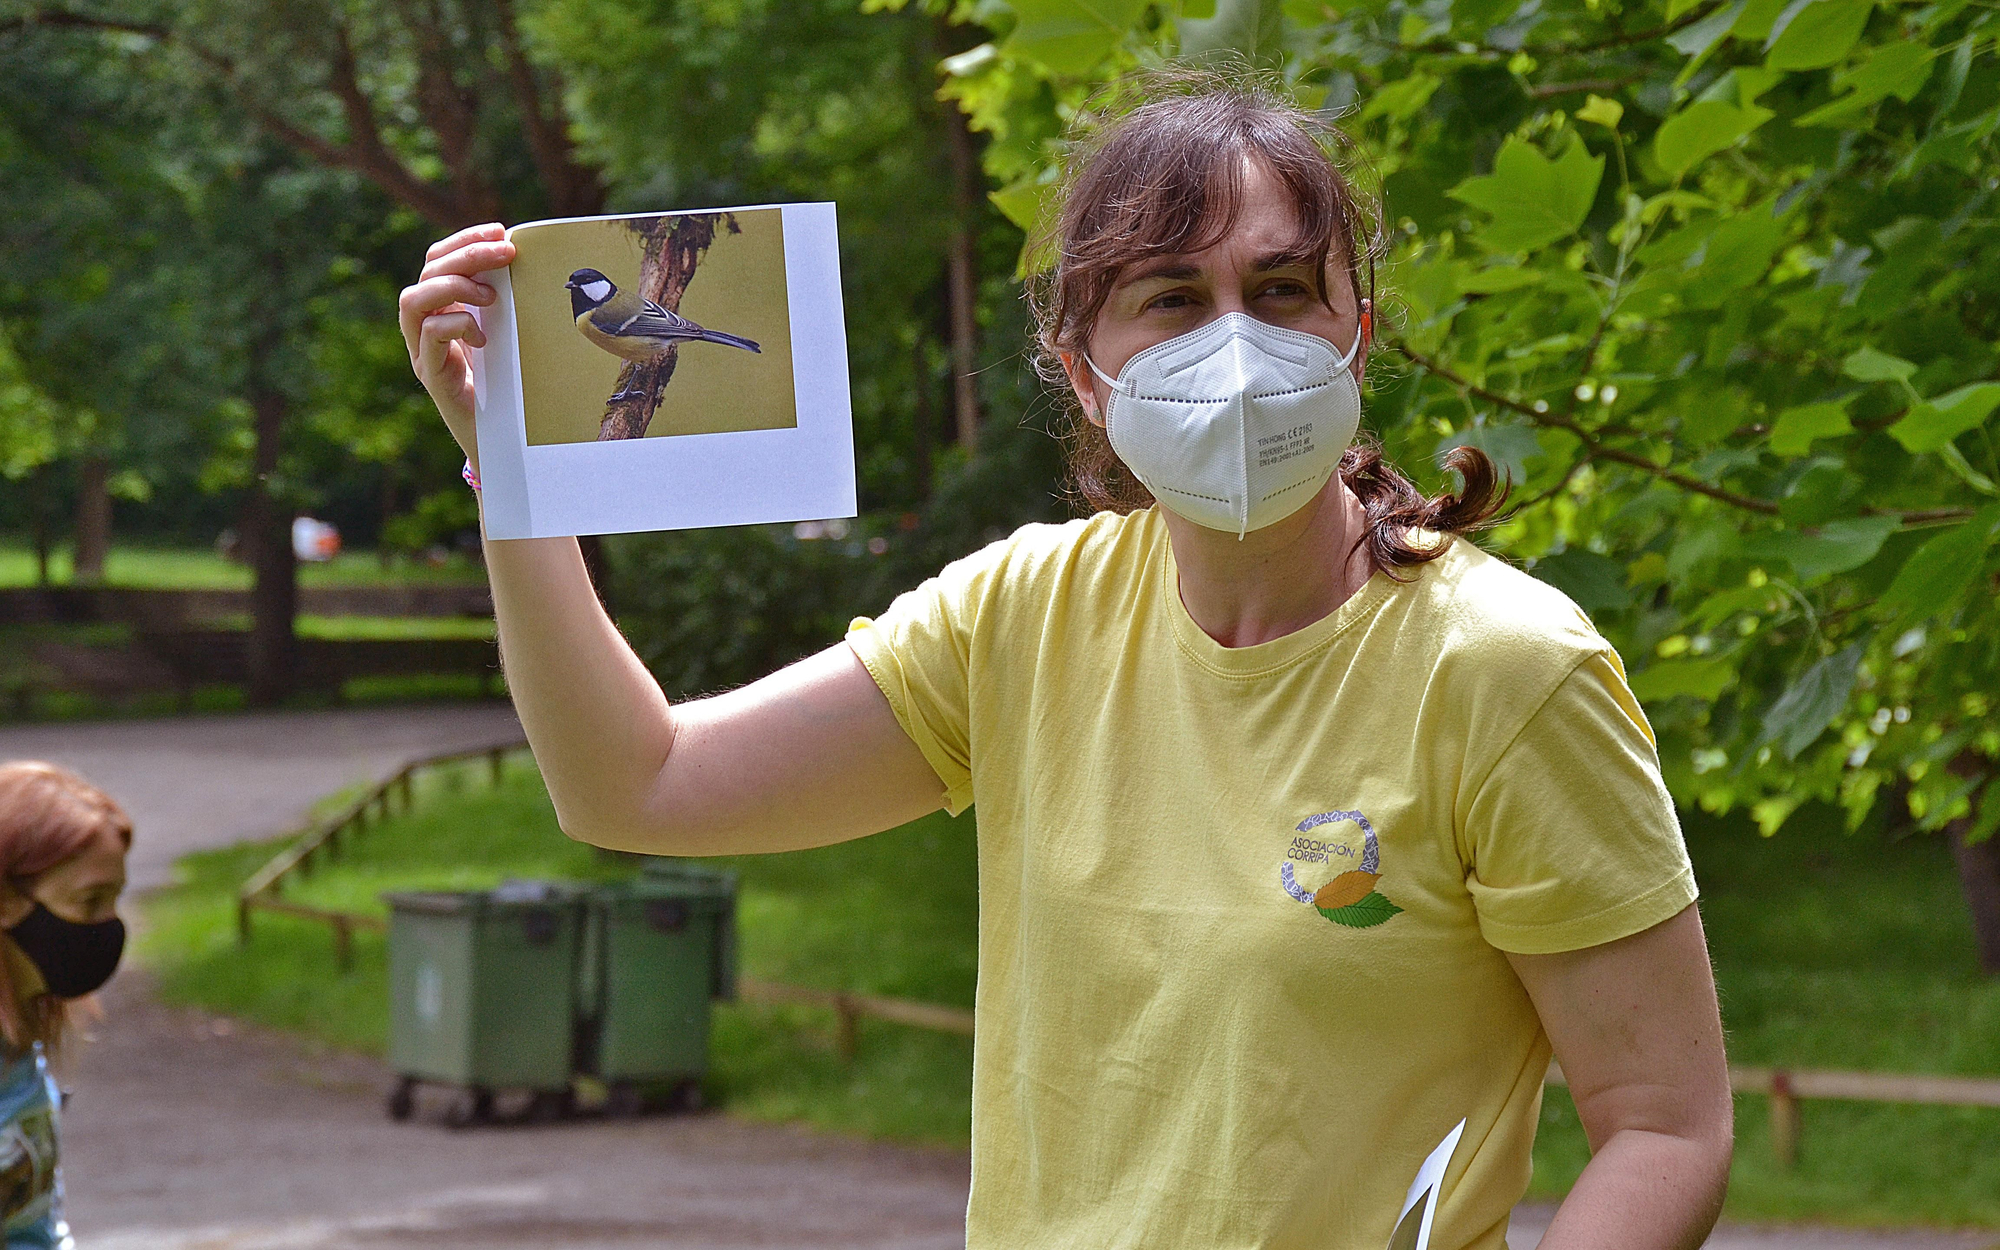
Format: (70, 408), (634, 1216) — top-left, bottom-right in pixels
(5, 830), (127, 928)
(1064, 158), (1368, 423)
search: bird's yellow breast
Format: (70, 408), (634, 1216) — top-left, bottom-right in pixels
(575, 310), (669, 363)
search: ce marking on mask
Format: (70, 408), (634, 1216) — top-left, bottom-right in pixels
(1256, 424), (1316, 470)
(1279, 809), (1403, 929)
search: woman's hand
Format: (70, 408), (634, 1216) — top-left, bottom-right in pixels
(397, 223), (517, 472)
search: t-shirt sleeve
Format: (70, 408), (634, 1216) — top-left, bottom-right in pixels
(1461, 649), (1697, 955)
(844, 549), (994, 816)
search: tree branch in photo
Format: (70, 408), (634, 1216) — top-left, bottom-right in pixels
(597, 213), (735, 442)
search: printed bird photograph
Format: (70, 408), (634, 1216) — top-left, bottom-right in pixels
(565, 267), (761, 402)
(508, 209), (797, 445)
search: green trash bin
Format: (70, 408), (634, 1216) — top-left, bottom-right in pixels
(383, 881), (584, 1124)
(582, 861), (737, 1110)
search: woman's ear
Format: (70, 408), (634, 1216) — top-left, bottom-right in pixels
(0, 878), (33, 930)
(1057, 350), (1105, 428)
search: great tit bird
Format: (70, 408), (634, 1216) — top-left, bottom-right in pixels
(565, 268), (760, 400)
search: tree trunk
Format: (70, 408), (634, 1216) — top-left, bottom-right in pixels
(379, 461), (398, 569)
(72, 455), (112, 584)
(28, 464), (51, 587)
(941, 92), (983, 450)
(1947, 769), (2000, 976)
(597, 214), (733, 441)
(244, 386), (298, 706)
(911, 335), (934, 500)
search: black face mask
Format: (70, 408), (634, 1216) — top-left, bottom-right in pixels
(6, 903), (125, 999)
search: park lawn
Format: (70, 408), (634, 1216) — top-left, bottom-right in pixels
(140, 762), (1998, 1224)
(0, 542), (485, 589)
(139, 754), (976, 1143)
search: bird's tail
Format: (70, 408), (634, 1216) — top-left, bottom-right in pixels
(692, 330), (760, 354)
(696, 329), (762, 353)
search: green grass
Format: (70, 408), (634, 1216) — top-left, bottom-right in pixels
(1524, 808), (2000, 1226)
(140, 767), (1999, 1217)
(140, 757), (976, 1142)
(0, 542), (485, 589)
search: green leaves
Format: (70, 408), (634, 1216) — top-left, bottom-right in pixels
(1532, 549), (1634, 612)
(1745, 516), (1898, 578)
(1761, 644), (1864, 759)
(1843, 346), (1916, 382)
(1003, 0), (1150, 75)
(1319, 891), (1403, 928)
(1879, 505), (2000, 618)
(1630, 658), (1737, 702)
(1765, 0), (1875, 70)
(1797, 42), (1936, 125)
(1769, 402), (1853, 455)
(1653, 100), (1776, 176)
(1447, 134), (1605, 252)
(1887, 382), (2000, 454)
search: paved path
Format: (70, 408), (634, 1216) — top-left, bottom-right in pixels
(63, 976), (971, 1249)
(0, 703), (522, 889)
(15, 704), (1997, 1248)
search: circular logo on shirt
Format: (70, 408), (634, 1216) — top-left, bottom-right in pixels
(1280, 809), (1403, 928)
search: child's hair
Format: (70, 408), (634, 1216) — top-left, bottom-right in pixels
(0, 762), (132, 1052)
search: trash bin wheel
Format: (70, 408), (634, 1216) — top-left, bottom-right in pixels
(606, 1080), (645, 1119)
(446, 1086), (495, 1129)
(386, 1077), (417, 1122)
(527, 1088), (575, 1123)
(662, 1078), (703, 1113)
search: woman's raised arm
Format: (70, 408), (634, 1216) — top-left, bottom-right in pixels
(400, 225), (944, 855)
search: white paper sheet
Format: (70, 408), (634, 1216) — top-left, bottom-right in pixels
(1385, 1118), (1467, 1250)
(470, 202), (855, 539)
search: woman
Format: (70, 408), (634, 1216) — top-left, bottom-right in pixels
(401, 74), (1730, 1250)
(0, 762), (130, 1250)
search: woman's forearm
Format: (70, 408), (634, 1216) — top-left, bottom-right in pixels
(483, 530), (678, 845)
(1535, 1126), (1731, 1250)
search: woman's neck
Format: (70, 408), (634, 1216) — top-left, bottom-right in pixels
(1163, 478), (1374, 648)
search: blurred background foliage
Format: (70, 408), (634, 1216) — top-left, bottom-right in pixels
(1, 0), (1997, 953)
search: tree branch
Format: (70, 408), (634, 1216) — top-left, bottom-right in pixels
(1395, 342), (1785, 515)
(5, 8), (470, 227)
(489, 0), (602, 217)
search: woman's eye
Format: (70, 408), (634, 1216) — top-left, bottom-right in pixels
(1259, 280), (1309, 299)
(1145, 291), (1193, 311)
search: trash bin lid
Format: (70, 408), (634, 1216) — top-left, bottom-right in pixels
(383, 882), (583, 915)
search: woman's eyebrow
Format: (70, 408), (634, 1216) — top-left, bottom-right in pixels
(1117, 259), (1202, 286)
(1253, 247), (1320, 272)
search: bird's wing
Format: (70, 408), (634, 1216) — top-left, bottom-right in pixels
(611, 299), (705, 340)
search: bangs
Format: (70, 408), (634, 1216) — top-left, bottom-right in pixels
(1047, 88), (1367, 355)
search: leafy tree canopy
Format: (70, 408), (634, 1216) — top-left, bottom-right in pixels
(939, 0), (2000, 846)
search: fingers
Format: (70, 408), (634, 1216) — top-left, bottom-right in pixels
(399, 274), (498, 361)
(415, 309), (484, 378)
(426, 222), (506, 262)
(420, 237), (515, 284)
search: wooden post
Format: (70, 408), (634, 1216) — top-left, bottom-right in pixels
(399, 771), (414, 813)
(490, 747), (505, 787)
(835, 994), (859, 1062)
(1769, 1069), (1800, 1169)
(237, 896), (252, 945)
(332, 915), (353, 974)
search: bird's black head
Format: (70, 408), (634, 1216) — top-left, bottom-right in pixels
(565, 267), (617, 317)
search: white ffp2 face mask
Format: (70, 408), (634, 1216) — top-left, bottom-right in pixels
(1088, 312), (1363, 536)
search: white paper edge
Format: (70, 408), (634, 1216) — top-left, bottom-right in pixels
(470, 265), (531, 537)
(1395, 1118), (1467, 1250)
(475, 202), (855, 540)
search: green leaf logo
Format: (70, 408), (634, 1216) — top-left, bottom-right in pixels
(1319, 891), (1404, 929)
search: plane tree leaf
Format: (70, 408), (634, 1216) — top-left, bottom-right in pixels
(1448, 135), (1605, 252)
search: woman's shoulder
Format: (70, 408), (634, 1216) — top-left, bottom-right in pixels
(936, 508), (1160, 596)
(1404, 534), (1613, 677)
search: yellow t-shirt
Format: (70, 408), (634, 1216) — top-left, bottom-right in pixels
(845, 507), (1695, 1250)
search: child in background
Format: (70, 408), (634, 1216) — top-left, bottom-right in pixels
(0, 763), (131, 1250)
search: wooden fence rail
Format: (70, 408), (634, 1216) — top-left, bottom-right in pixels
(236, 739), (527, 966)
(234, 752), (1999, 1168)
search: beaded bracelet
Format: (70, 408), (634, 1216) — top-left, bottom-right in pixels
(462, 459), (481, 492)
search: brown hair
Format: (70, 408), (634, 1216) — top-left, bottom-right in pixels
(1026, 68), (1506, 571)
(0, 761), (132, 1053)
